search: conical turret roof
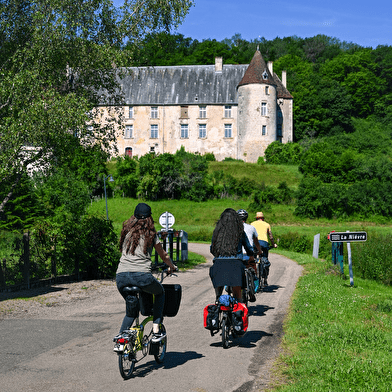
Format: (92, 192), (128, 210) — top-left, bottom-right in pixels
(237, 50), (276, 89)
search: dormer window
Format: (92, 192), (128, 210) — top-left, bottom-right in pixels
(262, 70), (268, 80)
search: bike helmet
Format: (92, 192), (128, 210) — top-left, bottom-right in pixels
(237, 209), (248, 221)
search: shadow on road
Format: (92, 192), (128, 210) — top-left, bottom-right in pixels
(209, 329), (273, 349)
(261, 284), (281, 293)
(128, 351), (204, 378)
(248, 304), (274, 317)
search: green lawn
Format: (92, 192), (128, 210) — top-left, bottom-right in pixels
(273, 250), (392, 391)
(88, 197), (392, 241)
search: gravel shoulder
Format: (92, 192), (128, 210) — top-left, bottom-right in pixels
(0, 279), (116, 319)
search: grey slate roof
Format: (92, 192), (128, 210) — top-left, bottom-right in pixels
(119, 64), (248, 106)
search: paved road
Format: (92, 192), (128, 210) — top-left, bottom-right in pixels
(0, 244), (302, 392)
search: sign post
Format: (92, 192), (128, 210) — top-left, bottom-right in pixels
(328, 231), (367, 286)
(159, 211), (175, 231)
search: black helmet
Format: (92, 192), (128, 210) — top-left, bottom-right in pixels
(237, 209), (248, 221)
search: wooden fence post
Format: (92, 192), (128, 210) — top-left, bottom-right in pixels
(51, 242), (57, 279)
(0, 258), (6, 289)
(22, 232), (30, 289)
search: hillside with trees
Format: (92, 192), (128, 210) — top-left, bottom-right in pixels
(1, 1), (392, 285)
(120, 32), (392, 220)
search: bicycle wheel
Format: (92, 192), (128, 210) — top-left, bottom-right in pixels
(248, 271), (255, 296)
(256, 262), (263, 292)
(153, 324), (167, 363)
(118, 341), (136, 380)
(221, 317), (230, 349)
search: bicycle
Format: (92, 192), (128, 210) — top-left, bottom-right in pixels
(204, 294), (248, 349)
(241, 265), (257, 307)
(114, 263), (180, 380)
(256, 246), (272, 291)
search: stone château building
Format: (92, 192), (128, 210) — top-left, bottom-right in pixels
(114, 49), (293, 162)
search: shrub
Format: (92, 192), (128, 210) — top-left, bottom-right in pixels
(204, 152), (216, 161)
(265, 141), (303, 165)
(277, 231), (313, 253)
(352, 231), (392, 285)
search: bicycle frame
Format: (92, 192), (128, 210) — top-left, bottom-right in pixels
(116, 263), (174, 379)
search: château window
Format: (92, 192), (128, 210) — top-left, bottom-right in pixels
(125, 125), (133, 138)
(151, 106), (158, 119)
(150, 124), (158, 139)
(262, 125), (267, 136)
(224, 105), (232, 118)
(180, 106), (189, 118)
(199, 106), (207, 118)
(265, 86), (269, 95)
(261, 102), (267, 116)
(199, 124), (206, 138)
(181, 124), (189, 139)
(128, 106), (134, 118)
(224, 124), (232, 138)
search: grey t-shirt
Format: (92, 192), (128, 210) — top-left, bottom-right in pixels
(242, 222), (258, 254)
(116, 233), (160, 273)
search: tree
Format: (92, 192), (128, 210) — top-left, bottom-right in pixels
(0, 0), (193, 218)
(320, 49), (386, 117)
(115, 155), (139, 197)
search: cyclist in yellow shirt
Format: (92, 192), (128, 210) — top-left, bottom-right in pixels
(250, 211), (277, 286)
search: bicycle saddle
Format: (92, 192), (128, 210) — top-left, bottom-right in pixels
(122, 286), (142, 294)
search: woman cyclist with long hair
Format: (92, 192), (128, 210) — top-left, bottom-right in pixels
(115, 203), (177, 344)
(209, 208), (255, 302)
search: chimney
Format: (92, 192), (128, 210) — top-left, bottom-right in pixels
(215, 57), (223, 72)
(282, 70), (287, 87)
(267, 61), (273, 75)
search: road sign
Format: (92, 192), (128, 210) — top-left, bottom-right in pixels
(159, 211), (175, 229)
(328, 231), (367, 242)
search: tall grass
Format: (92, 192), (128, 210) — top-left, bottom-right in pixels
(273, 251), (392, 391)
(88, 197), (392, 242)
(208, 161), (303, 188)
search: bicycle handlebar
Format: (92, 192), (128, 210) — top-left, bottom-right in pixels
(152, 262), (179, 282)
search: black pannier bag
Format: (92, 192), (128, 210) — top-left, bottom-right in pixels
(203, 304), (220, 331)
(232, 309), (244, 334)
(139, 292), (154, 316)
(163, 284), (182, 317)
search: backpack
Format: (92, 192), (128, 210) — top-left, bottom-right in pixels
(203, 304), (220, 332)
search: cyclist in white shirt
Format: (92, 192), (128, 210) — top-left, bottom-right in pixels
(237, 209), (263, 299)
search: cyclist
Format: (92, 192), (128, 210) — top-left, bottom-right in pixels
(237, 209), (263, 300)
(115, 203), (177, 345)
(210, 208), (255, 302)
(250, 211), (277, 286)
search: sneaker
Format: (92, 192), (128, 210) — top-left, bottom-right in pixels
(151, 331), (166, 343)
(113, 343), (124, 352)
(264, 279), (268, 286)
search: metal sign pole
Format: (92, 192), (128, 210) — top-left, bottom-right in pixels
(347, 242), (354, 286)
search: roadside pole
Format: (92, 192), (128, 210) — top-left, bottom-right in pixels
(328, 231), (367, 286)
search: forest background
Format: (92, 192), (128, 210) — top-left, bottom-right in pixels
(1, 0), (392, 288)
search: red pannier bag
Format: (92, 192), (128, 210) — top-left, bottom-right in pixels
(233, 302), (249, 332)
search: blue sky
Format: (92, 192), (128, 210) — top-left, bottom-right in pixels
(171, 0), (391, 48)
